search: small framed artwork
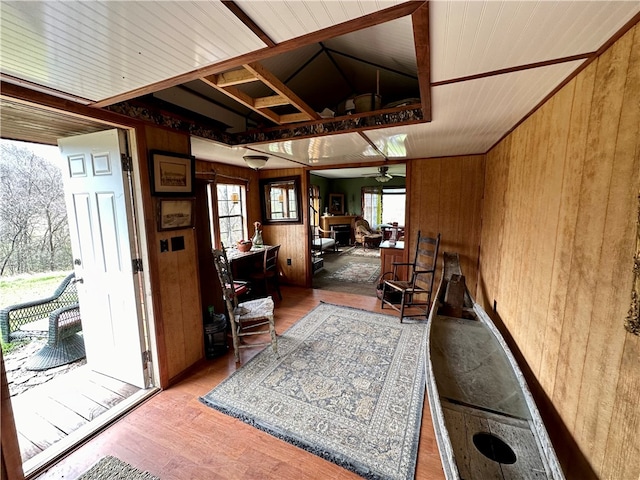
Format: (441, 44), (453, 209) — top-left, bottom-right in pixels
(328, 193), (345, 215)
(149, 150), (195, 196)
(157, 198), (195, 231)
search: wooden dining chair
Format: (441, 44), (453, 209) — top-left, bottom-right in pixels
(249, 245), (282, 300)
(381, 231), (441, 322)
(212, 247), (278, 363)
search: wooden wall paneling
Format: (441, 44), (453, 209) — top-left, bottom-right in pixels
(603, 335), (640, 478)
(536, 81), (577, 396)
(181, 232), (204, 370)
(459, 156), (485, 293)
(517, 112), (544, 361)
(548, 63), (596, 408)
(408, 157), (441, 280)
(476, 136), (510, 313)
(601, 26), (640, 477)
(498, 125), (528, 331)
(522, 101), (555, 376)
(560, 34), (628, 444)
(142, 126), (202, 386)
(156, 231), (187, 379)
(575, 28), (639, 471)
(156, 228), (205, 381)
(407, 156), (484, 291)
(480, 23), (640, 480)
(258, 168), (308, 287)
(437, 156), (463, 261)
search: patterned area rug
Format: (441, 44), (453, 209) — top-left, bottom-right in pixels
(78, 456), (159, 480)
(200, 302), (427, 480)
(340, 246), (381, 258)
(326, 261), (381, 283)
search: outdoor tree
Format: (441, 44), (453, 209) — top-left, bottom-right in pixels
(0, 141), (71, 275)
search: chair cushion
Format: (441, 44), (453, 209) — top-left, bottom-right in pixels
(233, 282), (249, 296)
(312, 237), (336, 251)
(236, 296), (274, 321)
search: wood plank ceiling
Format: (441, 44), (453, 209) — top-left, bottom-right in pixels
(1, 1), (639, 171)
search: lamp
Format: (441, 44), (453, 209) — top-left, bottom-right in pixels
(243, 154), (269, 170)
(375, 166), (392, 183)
(230, 192), (239, 204)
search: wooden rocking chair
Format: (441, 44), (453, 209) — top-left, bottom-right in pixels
(380, 232), (441, 322)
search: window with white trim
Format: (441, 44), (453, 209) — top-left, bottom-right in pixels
(211, 183), (248, 248)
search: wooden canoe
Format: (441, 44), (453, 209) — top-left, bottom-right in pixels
(425, 252), (564, 479)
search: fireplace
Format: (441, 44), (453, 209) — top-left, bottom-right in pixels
(332, 224), (351, 246)
(319, 215), (356, 246)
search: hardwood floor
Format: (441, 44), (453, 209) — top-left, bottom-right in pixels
(32, 286), (445, 480)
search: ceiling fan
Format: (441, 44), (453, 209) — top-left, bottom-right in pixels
(363, 166), (393, 183)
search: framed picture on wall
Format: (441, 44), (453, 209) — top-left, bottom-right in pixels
(328, 193), (344, 215)
(157, 198), (195, 231)
(149, 150), (195, 196)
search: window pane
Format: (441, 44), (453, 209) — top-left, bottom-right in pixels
(217, 183), (247, 247)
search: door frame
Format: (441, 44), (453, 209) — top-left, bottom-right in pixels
(0, 99), (161, 479)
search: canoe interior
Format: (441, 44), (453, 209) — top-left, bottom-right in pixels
(426, 252), (563, 479)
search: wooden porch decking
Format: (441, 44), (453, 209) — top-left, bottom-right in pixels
(11, 366), (145, 467)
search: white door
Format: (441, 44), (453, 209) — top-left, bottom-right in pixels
(58, 129), (148, 388)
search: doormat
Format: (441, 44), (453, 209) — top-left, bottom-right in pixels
(200, 302), (427, 480)
(326, 261), (381, 283)
(78, 456), (159, 480)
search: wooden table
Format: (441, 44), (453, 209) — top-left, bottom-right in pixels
(226, 245), (277, 280)
(379, 240), (408, 280)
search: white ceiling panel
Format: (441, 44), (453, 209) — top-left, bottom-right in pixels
(240, 0), (405, 44)
(250, 131), (385, 167)
(0, 1), (266, 100)
(191, 137), (301, 170)
(191, 133), (385, 170)
(430, 0), (640, 82)
(1, 0), (638, 171)
(367, 60), (585, 158)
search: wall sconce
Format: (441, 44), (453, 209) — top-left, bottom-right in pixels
(278, 193), (284, 203)
(230, 192), (239, 204)
(243, 154), (269, 170)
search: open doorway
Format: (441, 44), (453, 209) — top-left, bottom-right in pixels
(309, 165), (406, 297)
(0, 134), (158, 475)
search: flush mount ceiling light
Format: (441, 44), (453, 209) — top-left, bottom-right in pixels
(243, 154), (269, 170)
(375, 166), (392, 183)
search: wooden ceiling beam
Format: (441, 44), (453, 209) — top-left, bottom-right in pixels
(201, 61), (319, 125)
(412, 2), (431, 122)
(279, 112), (313, 124)
(255, 95), (288, 108)
(200, 74), (281, 124)
(216, 69), (258, 87)
(243, 63), (320, 121)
